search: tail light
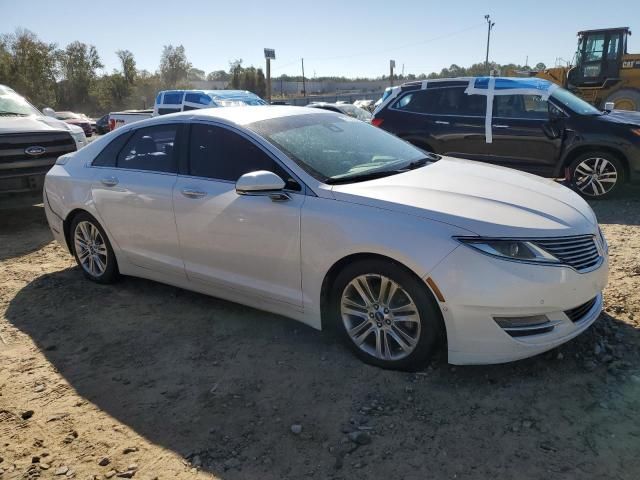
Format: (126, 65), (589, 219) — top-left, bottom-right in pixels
(371, 117), (384, 127)
(109, 119), (116, 131)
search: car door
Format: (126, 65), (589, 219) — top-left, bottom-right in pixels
(385, 86), (487, 160)
(485, 94), (563, 176)
(173, 122), (305, 308)
(90, 123), (186, 277)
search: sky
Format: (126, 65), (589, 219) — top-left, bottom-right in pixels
(1, 0), (639, 79)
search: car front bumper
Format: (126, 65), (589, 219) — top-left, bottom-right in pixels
(428, 244), (609, 365)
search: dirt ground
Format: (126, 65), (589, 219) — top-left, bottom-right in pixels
(1, 187), (639, 480)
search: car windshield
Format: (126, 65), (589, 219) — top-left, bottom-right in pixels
(551, 87), (602, 115)
(0, 91), (41, 116)
(55, 112), (79, 120)
(248, 113), (428, 183)
(338, 104), (372, 122)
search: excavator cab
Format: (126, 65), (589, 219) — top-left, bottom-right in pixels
(568, 27), (631, 88)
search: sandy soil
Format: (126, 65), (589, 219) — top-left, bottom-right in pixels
(1, 188), (639, 480)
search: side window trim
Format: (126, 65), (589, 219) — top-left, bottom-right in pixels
(184, 120), (308, 194)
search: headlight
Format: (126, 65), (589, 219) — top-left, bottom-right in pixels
(70, 130), (87, 149)
(456, 238), (561, 264)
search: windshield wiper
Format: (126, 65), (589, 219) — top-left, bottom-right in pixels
(325, 169), (404, 185)
(0, 111), (27, 116)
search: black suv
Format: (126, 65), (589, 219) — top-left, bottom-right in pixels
(372, 77), (640, 198)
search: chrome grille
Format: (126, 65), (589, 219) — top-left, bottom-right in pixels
(534, 235), (601, 272)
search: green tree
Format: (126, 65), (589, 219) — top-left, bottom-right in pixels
(187, 67), (205, 81)
(159, 45), (191, 88)
(0, 29), (58, 108)
(116, 49), (136, 85)
(206, 70), (229, 81)
(57, 41), (103, 111)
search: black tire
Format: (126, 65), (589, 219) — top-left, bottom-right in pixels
(604, 88), (640, 112)
(69, 212), (119, 284)
(330, 258), (444, 371)
(568, 151), (625, 200)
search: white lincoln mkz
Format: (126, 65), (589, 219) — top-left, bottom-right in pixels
(43, 106), (608, 370)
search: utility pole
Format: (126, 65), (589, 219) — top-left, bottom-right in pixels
(301, 58), (306, 97)
(264, 48), (275, 103)
(484, 15), (495, 75)
(389, 60), (395, 87)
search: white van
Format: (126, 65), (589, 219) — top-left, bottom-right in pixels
(154, 89), (267, 115)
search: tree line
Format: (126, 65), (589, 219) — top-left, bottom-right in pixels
(0, 29), (268, 115)
(0, 28), (548, 116)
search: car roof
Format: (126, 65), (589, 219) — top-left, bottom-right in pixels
(397, 76), (555, 90)
(159, 89), (260, 99)
(152, 105), (328, 126)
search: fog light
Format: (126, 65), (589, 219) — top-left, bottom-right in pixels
(493, 315), (559, 337)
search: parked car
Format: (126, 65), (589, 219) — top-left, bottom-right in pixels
(0, 85), (85, 199)
(372, 77), (640, 198)
(154, 89), (267, 116)
(54, 111), (93, 137)
(307, 102), (372, 122)
(95, 114), (110, 135)
(44, 106), (608, 370)
(354, 99), (375, 112)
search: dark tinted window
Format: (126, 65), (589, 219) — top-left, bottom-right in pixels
(92, 132), (131, 167)
(189, 124), (299, 189)
(158, 107), (181, 115)
(116, 125), (179, 173)
(162, 91), (184, 104)
(185, 92), (212, 105)
(493, 95), (548, 119)
(393, 87), (485, 116)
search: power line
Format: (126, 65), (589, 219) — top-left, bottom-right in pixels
(271, 23), (485, 71)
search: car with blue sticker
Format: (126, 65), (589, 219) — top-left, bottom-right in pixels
(372, 77), (640, 199)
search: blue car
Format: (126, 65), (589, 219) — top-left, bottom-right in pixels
(154, 89), (267, 116)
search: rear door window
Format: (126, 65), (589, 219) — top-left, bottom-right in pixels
(393, 87), (485, 116)
(162, 91), (184, 105)
(116, 125), (180, 173)
(493, 95), (548, 119)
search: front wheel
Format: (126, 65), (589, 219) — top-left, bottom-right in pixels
(568, 152), (624, 199)
(331, 259), (444, 371)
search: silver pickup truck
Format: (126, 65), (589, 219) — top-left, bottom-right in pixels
(0, 85), (86, 200)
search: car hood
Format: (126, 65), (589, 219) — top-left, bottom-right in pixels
(597, 109), (640, 127)
(331, 157), (597, 238)
(0, 114), (75, 134)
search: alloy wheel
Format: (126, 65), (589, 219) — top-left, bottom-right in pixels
(573, 157), (618, 197)
(74, 221), (108, 277)
(340, 274), (421, 361)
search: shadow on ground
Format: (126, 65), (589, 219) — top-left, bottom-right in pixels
(5, 265), (640, 479)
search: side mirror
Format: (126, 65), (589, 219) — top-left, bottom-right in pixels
(42, 107), (56, 117)
(236, 170), (286, 194)
(603, 102), (615, 112)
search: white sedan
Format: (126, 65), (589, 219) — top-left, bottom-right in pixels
(43, 106), (608, 370)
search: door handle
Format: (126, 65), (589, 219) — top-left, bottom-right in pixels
(435, 120), (450, 125)
(492, 124), (510, 129)
(100, 176), (118, 187)
(181, 188), (207, 199)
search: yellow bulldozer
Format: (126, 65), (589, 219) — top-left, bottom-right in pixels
(522, 27), (640, 110)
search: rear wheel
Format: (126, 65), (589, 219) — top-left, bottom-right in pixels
(604, 88), (640, 111)
(70, 212), (119, 283)
(331, 259), (443, 371)
(568, 151), (624, 199)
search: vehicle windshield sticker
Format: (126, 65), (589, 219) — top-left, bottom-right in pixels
(464, 77), (558, 143)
